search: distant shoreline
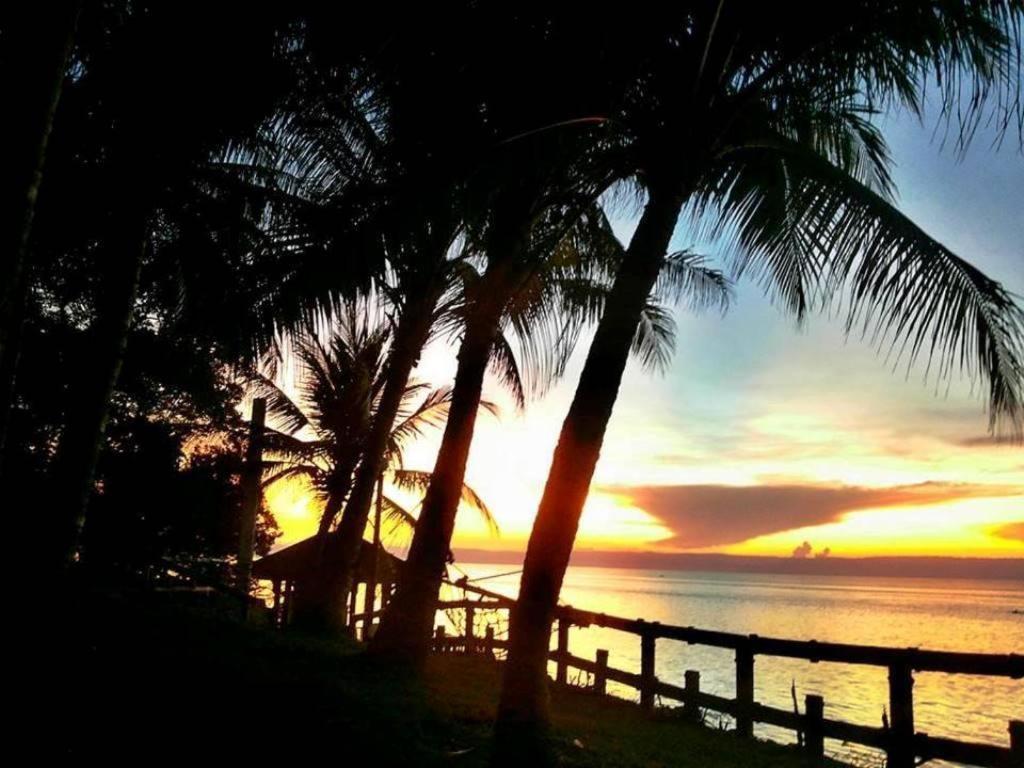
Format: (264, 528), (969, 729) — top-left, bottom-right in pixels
(452, 548), (1024, 581)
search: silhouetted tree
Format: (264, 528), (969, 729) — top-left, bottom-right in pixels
(249, 304), (498, 628)
(496, 1), (1024, 760)
(239, 21), (491, 626)
(368, 3), (700, 666)
(0, 2), (80, 470)
(36, 2), (292, 566)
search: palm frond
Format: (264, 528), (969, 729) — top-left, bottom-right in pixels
(713, 135), (1024, 439)
(260, 462), (324, 489)
(380, 495), (418, 532)
(390, 469), (499, 535)
(655, 251), (733, 313)
(631, 302), (678, 373)
(387, 385), (454, 458)
(260, 428), (329, 463)
(488, 333), (526, 410)
(246, 370), (310, 435)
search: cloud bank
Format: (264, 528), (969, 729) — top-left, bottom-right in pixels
(600, 482), (1021, 549)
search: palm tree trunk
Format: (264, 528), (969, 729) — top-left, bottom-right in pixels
(369, 283), (510, 665)
(494, 185), (685, 762)
(316, 460), (358, 542)
(53, 211), (147, 568)
(290, 489), (347, 630)
(323, 288), (442, 628)
(0, 2), (79, 473)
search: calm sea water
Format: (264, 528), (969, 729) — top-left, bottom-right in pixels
(441, 565), (1023, 765)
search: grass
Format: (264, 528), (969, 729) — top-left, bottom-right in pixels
(51, 589), (835, 766)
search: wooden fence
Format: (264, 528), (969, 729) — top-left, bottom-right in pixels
(351, 581), (1023, 768)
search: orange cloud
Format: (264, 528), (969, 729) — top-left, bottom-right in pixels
(602, 482), (1022, 550)
(994, 522), (1024, 542)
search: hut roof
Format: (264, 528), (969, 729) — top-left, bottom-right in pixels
(252, 537), (401, 584)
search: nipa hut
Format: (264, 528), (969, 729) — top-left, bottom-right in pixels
(253, 537), (401, 632)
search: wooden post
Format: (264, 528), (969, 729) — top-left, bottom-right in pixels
(886, 663), (915, 768)
(594, 650), (609, 695)
(640, 628), (656, 710)
(683, 670), (701, 722)
(434, 625), (446, 653)
(735, 640), (755, 738)
(484, 626), (495, 658)
(363, 473), (383, 626)
(1008, 720), (1022, 765)
(465, 604), (476, 654)
(271, 579), (281, 627)
(556, 617), (570, 684)
(348, 584), (358, 631)
(284, 580), (295, 627)
(236, 398), (265, 602)
(805, 694), (825, 765)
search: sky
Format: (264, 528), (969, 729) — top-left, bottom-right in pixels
(266, 100), (1024, 562)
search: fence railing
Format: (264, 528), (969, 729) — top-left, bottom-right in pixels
(351, 580), (1023, 768)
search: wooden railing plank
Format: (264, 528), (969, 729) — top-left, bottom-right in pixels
(548, 603), (1021, 678)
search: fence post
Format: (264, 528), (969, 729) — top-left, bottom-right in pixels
(735, 639), (755, 738)
(640, 627), (656, 711)
(363, 473), (383, 626)
(271, 580), (282, 627)
(434, 625), (446, 653)
(805, 694), (824, 765)
(886, 663), (915, 768)
(464, 604), (475, 654)
(347, 586), (358, 632)
(556, 617), (570, 684)
(484, 626), (495, 659)
(285, 580), (295, 626)
(1009, 720), (1022, 765)
(683, 670), (701, 722)
(594, 649), (608, 695)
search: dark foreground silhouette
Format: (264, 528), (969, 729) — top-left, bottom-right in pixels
(47, 588), (833, 766)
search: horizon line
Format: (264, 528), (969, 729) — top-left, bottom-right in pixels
(451, 547), (1024, 581)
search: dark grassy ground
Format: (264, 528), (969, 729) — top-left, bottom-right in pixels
(50, 590), (831, 766)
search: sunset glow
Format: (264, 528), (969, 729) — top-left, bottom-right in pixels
(264, 106), (1023, 564)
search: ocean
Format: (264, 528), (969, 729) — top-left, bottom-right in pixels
(441, 564), (1023, 765)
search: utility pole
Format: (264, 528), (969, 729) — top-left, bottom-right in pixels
(237, 397), (266, 610)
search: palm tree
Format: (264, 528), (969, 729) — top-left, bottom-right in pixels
(0, 2), (80, 472)
(251, 303), (498, 628)
(496, 1), (1024, 756)
(44, 3), (293, 567)
(219, 12), (499, 625)
(361, 5), (622, 662)
(367, 194), (731, 662)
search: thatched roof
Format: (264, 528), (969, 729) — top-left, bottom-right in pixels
(252, 537), (401, 584)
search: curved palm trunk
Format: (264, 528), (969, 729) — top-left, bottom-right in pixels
(494, 186), (684, 764)
(316, 455), (360, 542)
(369, 286), (510, 665)
(54, 211), (148, 567)
(289, 489), (347, 630)
(0, 2), (79, 472)
(320, 290), (442, 631)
